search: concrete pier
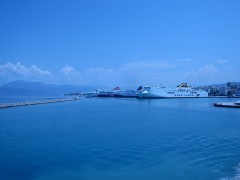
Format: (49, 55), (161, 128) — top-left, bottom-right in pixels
(0, 97), (80, 109)
(214, 101), (240, 108)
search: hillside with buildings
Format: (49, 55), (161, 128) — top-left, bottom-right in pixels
(198, 82), (240, 97)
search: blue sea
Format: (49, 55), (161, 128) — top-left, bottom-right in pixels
(0, 97), (240, 180)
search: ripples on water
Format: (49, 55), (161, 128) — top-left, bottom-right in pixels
(0, 97), (240, 180)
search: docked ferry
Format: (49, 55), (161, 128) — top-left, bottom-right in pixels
(138, 83), (208, 99)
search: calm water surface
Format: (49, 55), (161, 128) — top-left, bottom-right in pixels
(0, 97), (240, 180)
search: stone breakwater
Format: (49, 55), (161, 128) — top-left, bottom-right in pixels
(0, 97), (80, 109)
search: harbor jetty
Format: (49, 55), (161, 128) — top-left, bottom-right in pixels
(214, 101), (240, 108)
(0, 97), (80, 109)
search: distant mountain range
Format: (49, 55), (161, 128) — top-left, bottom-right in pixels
(0, 80), (98, 96)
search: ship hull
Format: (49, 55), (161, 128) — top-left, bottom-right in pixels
(114, 94), (138, 98)
(138, 95), (208, 99)
(97, 94), (115, 97)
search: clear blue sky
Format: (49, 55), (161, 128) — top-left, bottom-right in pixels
(0, 0), (239, 88)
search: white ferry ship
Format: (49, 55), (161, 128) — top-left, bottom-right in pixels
(138, 83), (208, 99)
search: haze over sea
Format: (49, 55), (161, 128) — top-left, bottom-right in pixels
(0, 97), (240, 180)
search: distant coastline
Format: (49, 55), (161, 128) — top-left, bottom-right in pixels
(0, 80), (240, 98)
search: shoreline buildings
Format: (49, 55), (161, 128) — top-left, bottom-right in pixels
(199, 82), (240, 97)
